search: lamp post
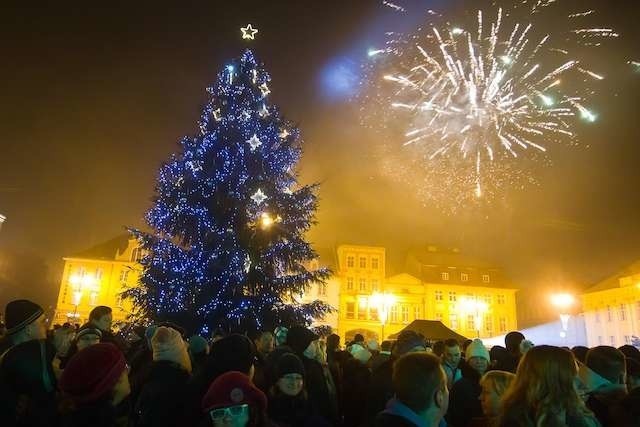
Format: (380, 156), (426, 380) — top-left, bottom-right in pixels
(370, 292), (396, 341)
(551, 293), (575, 340)
(459, 296), (488, 338)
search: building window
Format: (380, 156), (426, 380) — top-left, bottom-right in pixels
(131, 247), (144, 262)
(595, 310), (600, 323)
(449, 291), (457, 302)
(624, 335), (631, 344)
(95, 268), (103, 281)
(401, 306), (409, 323)
(497, 294), (505, 304)
(115, 294), (123, 308)
(466, 315), (475, 330)
(441, 272), (450, 281)
(450, 313), (458, 330)
(370, 307), (379, 321)
(371, 279), (379, 292)
(482, 274), (490, 283)
(120, 269), (130, 284)
(620, 304), (627, 321)
(371, 257), (379, 269)
(347, 256), (355, 268)
(435, 291), (443, 301)
(346, 302), (355, 319)
(89, 291), (98, 306)
(358, 304), (367, 320)
(318, 283), (327, 297)
(485, 315), (493, 332)
(359, 257), (367, 268)
(346, 277), (354, 291)
(359, 278), (367, 292)
(598, 336), (603, 345)
(607, 306), (612, 322)
(484, 294), (492, 304)
(610, 336), (615, 346)
(499, 317), (506, 333)
(414, 306), (421, 320)
(461, 273), (469, 282)
(435, 312), (443, 322)
(390, 305), (398, 323)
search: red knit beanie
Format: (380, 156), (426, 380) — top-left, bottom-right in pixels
(60, 342), (126, 404)
(202, 371), (267, 412)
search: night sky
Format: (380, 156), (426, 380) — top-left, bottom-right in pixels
(1, 0), (639, 307)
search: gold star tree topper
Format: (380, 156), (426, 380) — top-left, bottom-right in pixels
(241, 24), (258, 40)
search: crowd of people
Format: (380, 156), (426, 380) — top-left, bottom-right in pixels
(1, 298), (640, 427)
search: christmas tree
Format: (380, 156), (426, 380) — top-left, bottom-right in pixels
(125, 45), (331, 334)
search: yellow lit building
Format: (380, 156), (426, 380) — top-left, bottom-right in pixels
(581, 260), (640, 347)
(337, 244), (518, 342)
(53, 235), (141, 326)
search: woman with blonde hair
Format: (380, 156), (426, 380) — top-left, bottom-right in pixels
(497, 345), (601, 427)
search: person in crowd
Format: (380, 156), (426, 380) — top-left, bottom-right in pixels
(472, 370), (516, 427)
(498, 345), (600, 427)
(618, 345), (640, 363)
(0, 299), (58, 427)
(442, 338), (463, 389)
(366, 329), (428, 422)
(189, 335), (210, 376)
(342, 350), (372, 427)
(250, 330), (274, 392)
(274, 326), (288, 347)
(268, 352), (328, 426)
(133, 326), (192, 427)
(88, 306), (127, 352)
(626, 357), (640, 391)
(462, 339), (473, 357)
(371, 340), (393, 371)
(572, 346), (590, 364)
(287, 326), (339, 424)
(61, 324), (103, 369)
(498, 331), (525, 373)
(349, 339), (372, 365)
(432, 341), (445, 358)
(351, 333), (365, 348)
(201, 371), (269, 427)
(446, 339), (490, 427)
(580, 346), (628, 426)
(52, 324), (75, 372)
(59, 342), (131, 427)
(186, 333), (257, 425)
(374, 352), (449, 427)
(325, 333), (342, 392)
(488, 345), (508, 370)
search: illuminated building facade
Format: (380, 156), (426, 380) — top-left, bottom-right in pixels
(53, 235), (141, 326)
(337, 245), (518, 342)
(582, 260), (640, 347)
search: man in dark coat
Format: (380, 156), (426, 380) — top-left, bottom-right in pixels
(374, 352), (449, 427)
(0, 299), (58, 427)
(287, 326), (339, 425)
(88, 305), (128, 353)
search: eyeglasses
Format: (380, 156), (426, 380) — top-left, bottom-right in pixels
(209, 404), (249, 420)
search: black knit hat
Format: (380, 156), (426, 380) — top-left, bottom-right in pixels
(286, 326), (318, 354)
(5, 299), (44, 335)
(210, 334), (256, 375)
(276, 352), (305, 379)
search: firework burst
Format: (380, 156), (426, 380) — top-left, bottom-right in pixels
(365, 0), (616, 206)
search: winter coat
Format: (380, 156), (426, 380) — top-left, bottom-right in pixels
(132, 360), (191, 427)
(365, 357), (395, 423)
(268, 391), (331, 427)
(0, 339), (59, 427)
(446, 365), (483, 427)
(60, 400), (126, 427)
(296, 353), (339, 425)
(374, 398), (447, 427)
(342, 358), (371, 427)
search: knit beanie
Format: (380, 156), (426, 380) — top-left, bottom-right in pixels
(394, 330), (426, 356)
(350, 343), (372, 364)
(76, 324), (103, 340)
(59, 343), (126, 404)
(210, 334), (255, 375)
(4, 299), (44, 335)
(274, 326), (288, 346)
(188, 335), (209, 356)
(151, 326), (192, 372)
(466, 339), (490, 361)
(276, 353), (305, 379)
(286, 326), (318, 354)
(202, 371), (267, 412)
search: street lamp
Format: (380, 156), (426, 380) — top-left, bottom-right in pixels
(69, 273), (97, 321)
(370, 292), (397, 341)
(459, 297), (489, 338)
(551, 293), (575, 338)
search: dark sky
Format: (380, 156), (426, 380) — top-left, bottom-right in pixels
(1, 0), (639, 307)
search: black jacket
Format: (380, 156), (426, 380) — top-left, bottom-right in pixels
(365, 357), (395, 423)
(446, 365), (484, 427)
(133, 361), (191, 427)
(296, 354), (339, 425)
(374, 413), (420, 427)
